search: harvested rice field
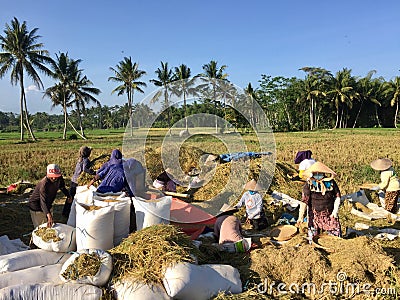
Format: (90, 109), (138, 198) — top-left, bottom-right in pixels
(0, 128), (399, 299)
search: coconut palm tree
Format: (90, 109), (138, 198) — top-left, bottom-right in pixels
(69, 72), (101, 137)
(150, 62), (174, 133)
(171, 64), (198, 131)
(45, 52), (81, 139)
(0, 17), (53, 141)
(200, 60), (228, 133)
(326, 68), (357, 129)
(244, 83), (259, 128)
(109, 57), (146, 136)
(383, 76), (400, 128)
(352, 71), (382, 128)
(298, 67), (330, 130)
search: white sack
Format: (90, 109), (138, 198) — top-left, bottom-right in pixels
(0, 283), (102, 300)
(0, 235), (29, 256)
(0, 264), (63, 289)
(60, 248), (112, 287)
(0, 249), (71, 273)
(76, 202), (115, 251)
(162, 262), (242, 300)
(133, 196), (171, 230)
(93, 196), (130, 246)
(342, 190), (369, 206)
(67, 186), (96, 227)
(113, 280), (171, 300)
(32, 223), (76, 252)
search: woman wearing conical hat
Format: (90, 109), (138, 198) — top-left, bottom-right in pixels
(297, 161), (342, 240)
(370, 158), (400, 213)
(234, 179), (268, 230)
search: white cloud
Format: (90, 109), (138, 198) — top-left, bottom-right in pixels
(26, 85), (40, 93)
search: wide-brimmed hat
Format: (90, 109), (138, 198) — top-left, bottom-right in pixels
(244, 179), (263, 191)
(302, 161), (337, 179)
(188, 168), (200, 176)
(218, 203), (239, 215)
(204, 154), (219, 165)
(46, 164), (62, 178)
(269, 225), (298, 241)
(370, 158), (392, 171)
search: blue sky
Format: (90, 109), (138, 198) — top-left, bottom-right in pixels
(0, 0), (399, 113)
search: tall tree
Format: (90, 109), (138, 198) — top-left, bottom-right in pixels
(149, 61), (174, 133)
(45, 52), (81, 139)
(383, 76), (400, 128)
(0, 17), (53, 141)
(298, 67), (330, 130)
(171, 64), (196, 131)
(200, 60), (228, 133)
(69, 72), (101, 137)
(326, 68), (357, 129)
(109, 57), (146, 135)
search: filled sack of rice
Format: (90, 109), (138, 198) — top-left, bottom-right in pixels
(32, 223), (76, 252)
(93, 195), (130, 246)
(133, 196), (171, 230)
(0, 283), (102, 300)
(67, 186), (96, 227)
(0, 249), (71, 273)
(0, 264), (63, 289)
(162, 262), (242, 300)
(75, 202), (115, 251)
(59, 248), (112, 287)
(113, 280), (171, 300)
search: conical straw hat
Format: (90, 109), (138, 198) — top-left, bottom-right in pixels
(244, 179), (263, 191)
(302, 161), (337, 178)
(370, 158), (392, 171)
(269, 225), (298, 241)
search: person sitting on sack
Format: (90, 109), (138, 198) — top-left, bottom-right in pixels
(214, 203), (243, 244)
(297, 161), (342, 240)
(28, 164), (72, 228)
(87, 149), (130, 194)
(289, 150), (316, 181)
(370, 158), (400, 214)
(235, 179), (268, 230)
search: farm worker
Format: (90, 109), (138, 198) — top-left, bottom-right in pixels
(28, 164), (71, 228)
(153, 168), (179, 193)
(87, 149), (130, 194)
(214, 204), (243, 244)
(64, 146), (96, 217)
(235, 179), (268, 230)
(297, 161), (342, 240)
(370, 158), (400, 213)
(289, 150), (316, 181)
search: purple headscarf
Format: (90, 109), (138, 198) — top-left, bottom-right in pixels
(109, 149), (123, 165)
(294, 150), (312, 164)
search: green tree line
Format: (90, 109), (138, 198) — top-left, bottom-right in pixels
(1, 17), (399, 139)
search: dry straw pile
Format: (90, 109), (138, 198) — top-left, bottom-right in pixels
(33, 227), (61, 242)
(108, 224), (201, 285)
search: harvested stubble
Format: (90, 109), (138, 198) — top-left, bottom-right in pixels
(108, 224), (201, 285)
(34, 227), (62, 242)
(61, 252), (102, 280)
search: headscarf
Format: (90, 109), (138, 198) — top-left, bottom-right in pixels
(109, 149), (123, 165)
(294, 150), (312, 164)
(78, 146), (92, 162)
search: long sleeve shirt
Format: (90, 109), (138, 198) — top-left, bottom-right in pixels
(71, 157), (95, 183)
(235, 191), (264, 219)
(28, 176), (70, 214)
(378, 167), (400, 192)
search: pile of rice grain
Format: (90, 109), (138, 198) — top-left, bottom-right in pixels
(34, 227), (62, 242)
(61, 252), (102, 280)
(108, 224), (201, 285)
